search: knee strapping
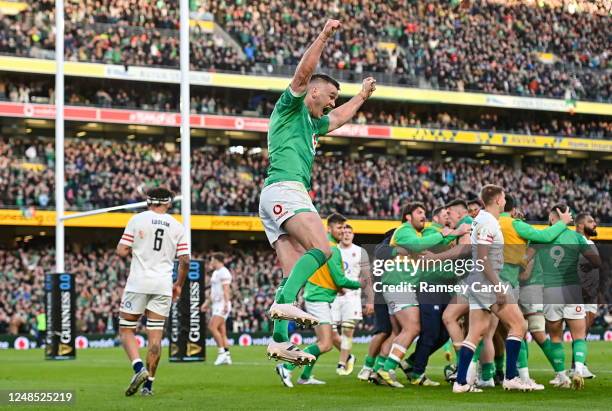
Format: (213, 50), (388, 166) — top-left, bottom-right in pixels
(527, 314), (545, 333)
(119, 319), (138, 329)
(146, 318), (165, 330)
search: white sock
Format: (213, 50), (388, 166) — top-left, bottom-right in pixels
(218, 348), (225, 354)
(519, 367), (530, 381)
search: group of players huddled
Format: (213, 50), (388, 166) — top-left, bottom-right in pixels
(257, 19), (602, 393)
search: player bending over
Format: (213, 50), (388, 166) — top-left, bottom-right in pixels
(275, 214), (363, 387)
(259, 18), (376, 364)
(116, 188), (189, 396)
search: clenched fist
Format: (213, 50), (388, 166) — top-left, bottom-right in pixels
(360, 77), (376, 100)
(321, 19), (341, 39)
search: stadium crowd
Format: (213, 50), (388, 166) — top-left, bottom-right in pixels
(2, 138), (611, 223)
(1, 77), (610, 139)
(0, 239), (611, 336)
(0, 245), (286, 336)
(0, 0), (610, 100)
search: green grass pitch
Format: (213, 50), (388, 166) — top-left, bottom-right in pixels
(1, 342), (610, 410)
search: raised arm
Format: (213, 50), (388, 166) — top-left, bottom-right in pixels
(290, 19), (341, 95)
(328, 77), (376, 132)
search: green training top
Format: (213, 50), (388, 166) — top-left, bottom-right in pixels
(416, 222), (458, 285)
(264, 87), (330, 190)
(382, 222), (444, 286)
(304, 234), (361, 303)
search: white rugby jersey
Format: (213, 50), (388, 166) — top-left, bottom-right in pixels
(339, 243), (368, 297)
(471, 209), (504, 274)
(211, 266), (232, 303)
(119, 210), (189, 296)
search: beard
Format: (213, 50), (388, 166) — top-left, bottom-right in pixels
(585, 227), (598, 237)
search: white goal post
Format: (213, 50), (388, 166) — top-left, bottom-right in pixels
(54, 0), (192, 271)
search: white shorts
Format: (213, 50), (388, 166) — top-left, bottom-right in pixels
(259, 181), (318, 245)
(305, 301), (333, 325)
(544, 304), (586, 321)
(469, 282), (519, 311)
(212, 301), (232, 320)
(331, 295), (363, 324)
(120, 291), (171, 317)
(584, 304), (598, 314)
(519, 284), (544, 315)
(384, 291), (418, 315)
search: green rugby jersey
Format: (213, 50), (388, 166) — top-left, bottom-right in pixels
(416, 222), (458, 285)
(537, 230), (589, 288)
(264, 87), (330, 190)
(382, 222), (444, 286)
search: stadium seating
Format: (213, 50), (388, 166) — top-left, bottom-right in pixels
(0, 0), (609, 100)
(1, 138), (610, 223)
(1, 77), (610, 139)
(0, 246), (285, 335)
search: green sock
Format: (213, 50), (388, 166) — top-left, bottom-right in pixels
(364, 355), (376, 368)
(383, 357), (400, 372)
(299, 344), (323, 380)
(278, 249), (327, 304)
(373, 356), (387, 372)
(517, 340), (529, 369)
(538, 338), (556, 370)
(550, 342), (565, 373)
(494, 354), (505, 374)
(471, 340), (483, 363)
(272, 279), (289, 343)
(481, 362), (495, 381)
(572, 339), (588, 365)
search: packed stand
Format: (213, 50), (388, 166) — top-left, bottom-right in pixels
(0, 245), (324, 335)
(0, 1), (610, 100)
(1, 77), (610, 139)
(0, 241), (610, 336)
(1, 138), (611, 223)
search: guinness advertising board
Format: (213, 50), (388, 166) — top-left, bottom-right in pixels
(45, 273), (76, 360)
(169, 260), (206, 361)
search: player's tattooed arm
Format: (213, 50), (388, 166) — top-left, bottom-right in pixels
(173, 254), (190, 301)
(327, 77), (376, 132)
(290, 19), (341, 94)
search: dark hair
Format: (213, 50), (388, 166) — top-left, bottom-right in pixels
(431, 206), (446, 219)
(480, 184), (504, 206)
(310, 73), (340, 90)
(504, 194), (516, 212)
(146, 187), (174, 206)
(575, 212), (590, 225)
(467, 198), (483, 208)
(401, 202), (426, 223)
(550, 204), (568, 216)
(344, 224), (353, 231)
(211, 252), (225, 264)
(327, 212), (347, 226)
(445, 199), (468, 210)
